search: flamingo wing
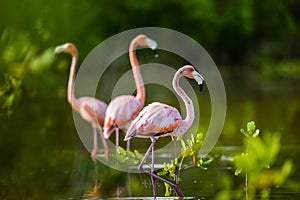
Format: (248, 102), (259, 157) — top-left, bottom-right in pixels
(78, 97), (107, 126)
(125, 102), (182, 140)
(104, 95), (143, 138)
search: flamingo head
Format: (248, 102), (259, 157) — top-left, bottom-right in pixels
(135, 34), (158, 51)
(181, 65), (205, 92)
(54, 42), (77, 55)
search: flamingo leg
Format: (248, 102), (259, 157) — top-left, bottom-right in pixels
(138, 137), (184, 198)
(98, 128), (109, 160)
(115, 128), (121, 197)
(93, 156), (99, 189)
(91, 126), (98, 163)
(91, 126), (100, 190)
(126, 139), (131, 151)
(151, 138), (156, 199)
(115, 128), (119, 152)
(126, 139), (132, 196)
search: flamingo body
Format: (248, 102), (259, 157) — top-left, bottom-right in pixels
(76, 97), (107, 127)
(125, 102), (182, 139)
(103, 95), (142, 138)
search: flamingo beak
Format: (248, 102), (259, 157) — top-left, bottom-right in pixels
(145, 37), (158, 58)
(192, 70), (204, 92)
(145, 37), (158, 50)
(104, 124), (116, 139)
(199, 82), (204, 92)
(55, 43), (71, 54)
(54, 45), (65, 54)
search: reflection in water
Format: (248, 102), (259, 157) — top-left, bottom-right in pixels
(83, 184), (101, 199)
(82, 161), (102, 199)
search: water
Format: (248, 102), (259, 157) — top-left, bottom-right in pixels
(0, 79), (299, 199)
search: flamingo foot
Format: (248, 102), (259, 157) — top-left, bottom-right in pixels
(173, 184), (184, 198)
(148, 171), (183, 198)
(138, 137), (184, 198)
(151, 175), (156, 199)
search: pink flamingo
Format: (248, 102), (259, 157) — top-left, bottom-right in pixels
(55, 43), (108, 162)
(103, 34), (157, 149)
(124, 65), (204, 198)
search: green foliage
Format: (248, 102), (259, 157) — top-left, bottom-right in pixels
(0, 29), (56, 117)
(158, 133), (212, 196)
(114, 146), (144, 165)
(240, 120), (260, 138)
(233, 121), (293, 199)
(114, 133), (212, 197)
(1, 0), (300, 66)
(157, 158), (179, 185)
(234, 122), (281, 175)
(258, 59), (300, 80)
(181, 133), (203, 158)
(0, 74), (22, 116)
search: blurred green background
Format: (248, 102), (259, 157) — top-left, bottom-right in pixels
(1, 0), (300, 199)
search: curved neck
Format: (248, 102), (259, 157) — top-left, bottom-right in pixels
(172, 71), (195, 135)
(129, 39), (145, 105)
(68, 48), (79, 110)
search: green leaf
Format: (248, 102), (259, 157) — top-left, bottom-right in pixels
(5, 94), (15, 108)
(240, 128), (248, 136)
(180, 139), (186, 150)
(203, 159), (213, 165)
(176, 134), (183, 141)
(117, 146), (126, 154)
(157, 170), (168, 176)
(187, 139), (192, 147)
(235, 168), (242, 176)
(195, 132), (203, 140)
(127, 150), (135, 158)
(253, 129), (260, 137)
(191, 133), (195, 143)
(134, 150), (143, 160)
(174, 158), (178, 165)
(181, 148), (192, 158)
(164, 182), (171, 197)
(247, 121), (255, 132)
(114, 147), (143, 166)
(281, 160), (293, 178)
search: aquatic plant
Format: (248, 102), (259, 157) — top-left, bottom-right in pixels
(233, 121), (293, 199)
(115, 133), (212, 197)
(157, 133), (212, 196)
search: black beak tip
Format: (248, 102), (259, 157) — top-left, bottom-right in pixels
(199, 82), (204, 92)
